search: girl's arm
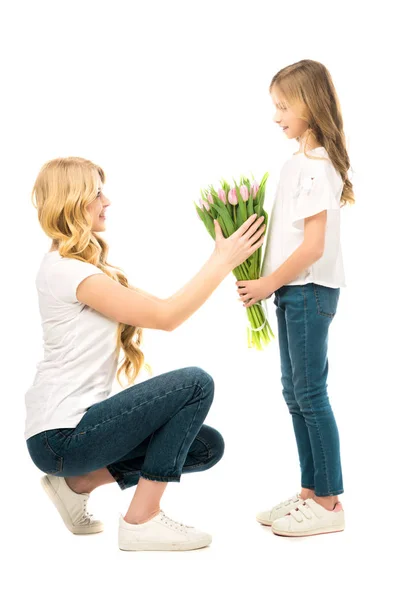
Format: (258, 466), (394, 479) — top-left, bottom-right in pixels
(269, 210), (326, 291)
(236, 211), (326, 306)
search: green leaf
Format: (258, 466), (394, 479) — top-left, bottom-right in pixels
(211, 203), (236, 236)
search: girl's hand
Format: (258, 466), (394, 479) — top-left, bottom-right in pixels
(213, 214), (266, 270)
(236, 277), (274, 308)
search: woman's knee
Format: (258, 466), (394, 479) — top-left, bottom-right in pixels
(190, 425), (225, 467)
(182, 366), (215, 402)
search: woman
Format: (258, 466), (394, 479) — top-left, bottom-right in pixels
(25, 157), (265, 552)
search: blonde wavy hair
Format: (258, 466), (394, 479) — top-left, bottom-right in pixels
(32, 156), (150, 387)
(270, 59), (355, 206)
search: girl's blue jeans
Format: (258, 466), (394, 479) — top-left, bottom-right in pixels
(274, 283), (344, 497)
(26, 367), (224, 490)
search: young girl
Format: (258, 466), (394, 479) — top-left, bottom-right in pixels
(25, 157), (265, 551)
(236, 59), (354, 537)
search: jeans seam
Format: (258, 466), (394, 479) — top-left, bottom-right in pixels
(139, 471), (180, 483)
(173, 392), (205, 472)
(42, 432), (64, 472)
(71, 382), (204, 436)
(315, 489), (344, 497)
(194, 435), (212, 461)
(312, 283), (335, 318)
(302, 285), (332, 495)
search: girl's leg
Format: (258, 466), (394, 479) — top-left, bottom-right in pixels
(282, 284), (343, 504)
(275, 292), (316, 493)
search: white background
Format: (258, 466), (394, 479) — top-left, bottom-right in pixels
(2, 0), (399, 597)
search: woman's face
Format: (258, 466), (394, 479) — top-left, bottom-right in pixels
(87, 176), (111, 232)
(270, 88), (309, 141)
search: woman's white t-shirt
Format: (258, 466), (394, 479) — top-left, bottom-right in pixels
(261, 147), (346, 288)
(24, 252), (119, 440)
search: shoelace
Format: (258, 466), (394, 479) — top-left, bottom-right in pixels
(159, 511), (191, 533)
(77, 498), (95, 525)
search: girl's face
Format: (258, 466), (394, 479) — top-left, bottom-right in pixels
(271, 89), (309, 141)
(87, 176), (111, 232)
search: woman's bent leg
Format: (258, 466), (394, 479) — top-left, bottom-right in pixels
(27, 367), (215, 484)
(105, 424), (225, 490)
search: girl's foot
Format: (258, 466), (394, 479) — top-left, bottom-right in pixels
(41, 474), (104, 535)
(118, 510), (212, 551)
(256, 493), (304, 526)
(271, 498), (345, 537)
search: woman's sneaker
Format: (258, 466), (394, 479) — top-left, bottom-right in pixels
(256, 493), (303, 526)
(118, 510), (212, 551)
(271, 498), (345, 537)
(41, 474), (104, 535)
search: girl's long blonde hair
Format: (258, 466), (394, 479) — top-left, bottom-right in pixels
(270, 59), (355, 206)
(32, 156), (150, 387)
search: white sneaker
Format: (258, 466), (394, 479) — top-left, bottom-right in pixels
(271, 498), (345, 537)
(41, 474), (104, 535)
(118, 510), (212, 551)
(256, 493), (303, 526)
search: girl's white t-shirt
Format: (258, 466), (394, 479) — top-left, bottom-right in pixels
(261, 147), (346, 288)
(24, 252), (119, 440)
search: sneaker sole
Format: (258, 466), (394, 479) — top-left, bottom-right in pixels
(271, 525), (345, 537)
(119, 537), (212, 552)
(41, 476), (104, 535)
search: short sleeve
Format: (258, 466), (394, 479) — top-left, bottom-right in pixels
(47, 257), (104, 303)
(292, 160), (342, 230)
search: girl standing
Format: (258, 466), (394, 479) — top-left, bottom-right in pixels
(236, 59), (354, 537)
(25, 157), (265, 551)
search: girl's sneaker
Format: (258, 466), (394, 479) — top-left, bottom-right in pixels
(41, 474), (104, 535)
(271, 498), (345, 537)
(118, 510), (212, 551)
(256, 493), (303, 526)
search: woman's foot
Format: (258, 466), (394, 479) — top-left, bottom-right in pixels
(41, 474), (104, 535)
(118, 510), (212, 551)
(271, 498), (345, 537)
(256, 489), (314, 526)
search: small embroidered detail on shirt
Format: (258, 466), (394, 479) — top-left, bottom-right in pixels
(302, 176), (315, 192)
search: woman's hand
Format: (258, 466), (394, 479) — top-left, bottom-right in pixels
(213, 214), (266, 270)
(236, 277), (275, 308)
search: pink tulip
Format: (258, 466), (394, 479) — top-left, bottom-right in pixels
(240, 185), (249, 202)
(228, 188), (238, 205)
(207, 192), (214, 204)
(201, 199), (210, 211)
(218, 189), (227, 204)
(251, 182), (259, 198)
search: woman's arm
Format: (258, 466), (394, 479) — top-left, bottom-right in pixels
(77, 214), (265, 331)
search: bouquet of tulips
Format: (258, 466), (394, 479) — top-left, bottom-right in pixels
(195, 172), (274, 350)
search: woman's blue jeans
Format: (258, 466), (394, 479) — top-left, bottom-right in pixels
(274, 283), (343, 497)
(26, 367), (224, 490)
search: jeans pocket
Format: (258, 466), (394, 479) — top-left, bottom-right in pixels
(312, 283), (340, 318)
(26, 431), (64, 475)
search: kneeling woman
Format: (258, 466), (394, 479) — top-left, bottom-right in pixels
(25, 157), (265, 552)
